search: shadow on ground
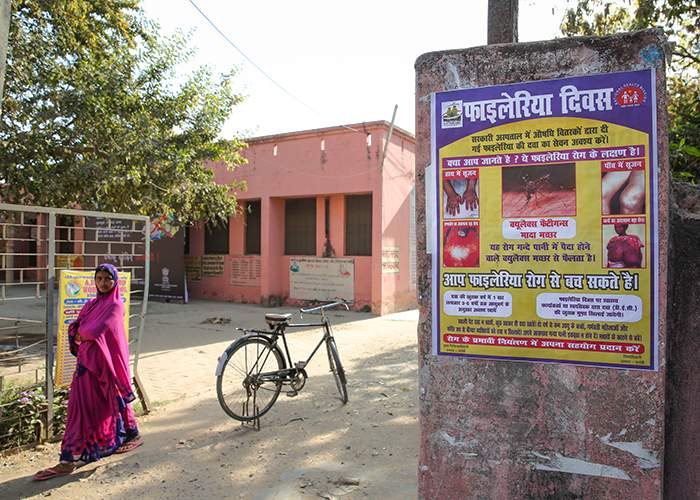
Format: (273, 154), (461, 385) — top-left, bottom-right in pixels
(0, 313), (420, 499)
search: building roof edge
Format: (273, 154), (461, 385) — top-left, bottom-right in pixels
(244, 120), (415, 144)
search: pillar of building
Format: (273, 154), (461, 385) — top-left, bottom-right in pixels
(260, 197), (285, 306)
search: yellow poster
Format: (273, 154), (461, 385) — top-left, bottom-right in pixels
(55, 270), (131, 386)
(433, 70), (658, 370)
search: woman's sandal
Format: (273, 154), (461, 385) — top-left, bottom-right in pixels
(115, 437), (143, 454)
(33, 463), (76, 481)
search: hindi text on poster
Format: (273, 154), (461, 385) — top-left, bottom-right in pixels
(433, 69), (658, 370)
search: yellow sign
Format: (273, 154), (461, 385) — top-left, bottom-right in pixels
(55, 270), (131, 387)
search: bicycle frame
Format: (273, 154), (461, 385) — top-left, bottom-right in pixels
(277, 319), (331, 373)
(215, 300), (350, 423)
(238, 301), (346, 384)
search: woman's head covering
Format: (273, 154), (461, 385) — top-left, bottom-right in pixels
(94, 263), (120, 298)
(95, 263), (117, 280)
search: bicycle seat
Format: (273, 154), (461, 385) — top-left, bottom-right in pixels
(265, 313), (292, 328)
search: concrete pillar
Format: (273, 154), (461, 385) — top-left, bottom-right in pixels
(487, 0), (518, 44)
(260, 197), (285, 305)
(415, 29), (669, 498)
(665, 180), (700, 498)
(371, 186), (383, 313)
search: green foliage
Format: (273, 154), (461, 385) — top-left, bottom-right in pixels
(0, 0), (247, 223)
(561, 0), (700, 183)
(0, 385), (69, 451)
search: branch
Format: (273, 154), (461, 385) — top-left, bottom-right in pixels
(673, 46), (700, 66)
(147, 180), (168, 192)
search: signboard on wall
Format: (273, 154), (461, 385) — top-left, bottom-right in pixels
(55, 270), (131, 387)
(230, 256), (261, 287)
(55, 254), (84, 270)
(289, 257), (354, 301)
(83, 217), (141, 284)
(382, 246), (400, 274)
(185, 256), (202, 281)
(202, 255), (225, 277)
(432, 69), (658, 370)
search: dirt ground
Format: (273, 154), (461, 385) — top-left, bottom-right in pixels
(0, 301), (420, 499)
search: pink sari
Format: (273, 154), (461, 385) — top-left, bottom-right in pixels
(61, 263), (139, 463)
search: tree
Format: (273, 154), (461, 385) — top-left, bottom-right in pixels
(0, 0), (247, 223)
(561, 0), (700, 183)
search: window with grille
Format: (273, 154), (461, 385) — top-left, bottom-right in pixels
(245, 200), (261, 255)
(204, 220), (229, 255)
(184, 226), (191, 255)
(285, 198), (316, 255)
(345, 194), (372, 256)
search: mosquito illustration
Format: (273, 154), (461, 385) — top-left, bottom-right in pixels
(521, 173), (551, 208)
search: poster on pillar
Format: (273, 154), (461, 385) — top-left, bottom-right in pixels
(432, 69), (658, 370)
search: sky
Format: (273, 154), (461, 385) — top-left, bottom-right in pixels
(141, 0), (572, 140)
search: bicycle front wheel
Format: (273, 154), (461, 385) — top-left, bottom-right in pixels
(216, 337), (285, 421)
(326, 337), (348, 404)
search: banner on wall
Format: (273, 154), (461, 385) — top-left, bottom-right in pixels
(149, 214), (186, 302)
(83, 217), (143, 287)
(55, 270), (131, 387)
(289, 258), (354, 302)
(432, 69), (658, 370)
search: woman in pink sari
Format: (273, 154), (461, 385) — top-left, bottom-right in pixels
(34, 263), (142, 480)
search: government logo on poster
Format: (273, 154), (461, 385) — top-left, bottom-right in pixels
(441, 100), (463, 128)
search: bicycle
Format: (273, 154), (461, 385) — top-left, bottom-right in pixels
(215, 300), (350, 423)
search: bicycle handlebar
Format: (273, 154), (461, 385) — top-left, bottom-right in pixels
(299, 300), (350, 314)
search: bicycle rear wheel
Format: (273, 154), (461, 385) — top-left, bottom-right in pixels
(216, 336), (285, 421)
(326, 337), (348, 404)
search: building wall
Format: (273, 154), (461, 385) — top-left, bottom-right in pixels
(380, 130), (417, 313)
(187, 122), (416, 314)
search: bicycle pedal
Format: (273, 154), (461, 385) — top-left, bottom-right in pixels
(286, 390), (298, 398)
(295, 361), (307, 369)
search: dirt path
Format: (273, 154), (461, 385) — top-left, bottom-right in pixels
(0, 302), (419, 499)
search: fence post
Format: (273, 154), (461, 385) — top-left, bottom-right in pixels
(132, 218), (151, 413)
(44, 212), (56, 440)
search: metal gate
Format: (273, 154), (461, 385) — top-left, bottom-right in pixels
(0, 203), (150, 449)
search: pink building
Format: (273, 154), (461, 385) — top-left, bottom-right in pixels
(185, 121), (417, 315)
